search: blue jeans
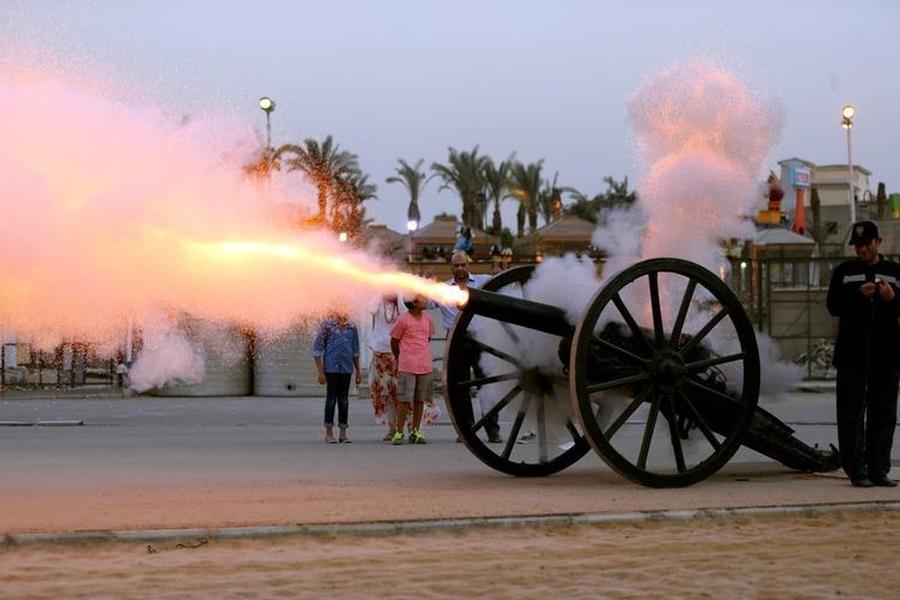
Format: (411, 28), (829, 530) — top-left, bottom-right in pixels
(324, 372), (352, 427)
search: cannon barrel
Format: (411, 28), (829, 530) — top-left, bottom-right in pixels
(464, 287), (574, 338)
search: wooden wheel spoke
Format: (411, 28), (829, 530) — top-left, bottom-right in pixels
(637, 394), (661, 469)
(500, 322), (521, 345)
(665, 395), (687, 473)
(669, 278), (697, 348)
(565, 419), (581, 441)
(679, 308), (728, 356)
(587, 371), (649, 393)
(677, 390), (722, 451)
(472, 385), (521, 433)
(648, 272), (664, 347)
(684, 352), (747, 373)
(537, 394), (548, 464)
(592, 335), (649, 366)
(685, 376), (743, 407)
(603, 385), (652, 440)
(501, 393), (531, 460)
(467, 338), (523, 369)
(611, 293), (654, 354)
(457, 371), (519, 388)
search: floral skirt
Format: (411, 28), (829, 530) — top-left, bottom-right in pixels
(369, 352), (440, 428)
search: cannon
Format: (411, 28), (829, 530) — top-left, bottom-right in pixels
(443, 258), (839, 488)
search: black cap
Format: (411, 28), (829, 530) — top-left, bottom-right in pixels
(848, 220), (879, 245)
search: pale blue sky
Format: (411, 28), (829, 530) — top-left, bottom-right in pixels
(3, 0), (899, 231)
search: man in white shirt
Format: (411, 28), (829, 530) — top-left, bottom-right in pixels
(442, 251), (502, 443)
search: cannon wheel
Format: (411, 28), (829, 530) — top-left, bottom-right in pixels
(570, 258), (760, 487)
(444, 265), (591, 477)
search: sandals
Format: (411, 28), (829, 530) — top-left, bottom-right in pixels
(339, 438), (352, 444)
(325, 437), (337, 444)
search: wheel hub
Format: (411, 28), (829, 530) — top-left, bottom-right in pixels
(648, 349), (686, 392)
(520, 367), (555, 396)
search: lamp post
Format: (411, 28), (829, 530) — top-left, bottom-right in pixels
(258, 96), (276, 150)
(841, 104), (856, 224)
(406, 200), (420, 264)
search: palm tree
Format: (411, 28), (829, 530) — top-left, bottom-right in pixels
(274, 135), (359, 224)
(537, 172), (562, 226)
(508, 160), (544, 236)
(431, 146), (488, 230)
(562, 187), (600, 223)
(333, 172), (377, 239)
(600, 175), (635, 209)
(242, 146), (281, 180)
(386, 159), (431, 230)
(482, 155), (514, 236)
(563, 176), (636, 223)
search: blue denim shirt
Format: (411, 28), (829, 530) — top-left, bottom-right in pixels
(312, 318), (360, 374)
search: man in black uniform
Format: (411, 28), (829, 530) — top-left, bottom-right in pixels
(826, 220), (900, 487)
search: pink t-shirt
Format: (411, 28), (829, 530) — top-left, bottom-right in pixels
(391, 312), (435, 375)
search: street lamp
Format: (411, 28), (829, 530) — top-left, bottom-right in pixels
(841, 104), (856, 223)
(406, 201), (420, 263)
(258, 96), (276, 150)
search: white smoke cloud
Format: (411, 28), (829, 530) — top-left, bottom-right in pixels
(471, 60), (798, 446)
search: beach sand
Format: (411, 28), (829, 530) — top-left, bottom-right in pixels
(2, 509), (898, 599)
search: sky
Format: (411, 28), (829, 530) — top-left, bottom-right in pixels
(2, 0), (899, 233)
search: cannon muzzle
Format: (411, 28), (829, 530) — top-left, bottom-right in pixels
(464, 287), (574, 338)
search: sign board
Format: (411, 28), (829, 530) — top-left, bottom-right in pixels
(790, 167), (811, 188)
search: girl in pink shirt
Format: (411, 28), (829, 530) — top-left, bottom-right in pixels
(389, 294), (435, 444)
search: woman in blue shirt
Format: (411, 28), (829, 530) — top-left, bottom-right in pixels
(312, 311), (361, 443)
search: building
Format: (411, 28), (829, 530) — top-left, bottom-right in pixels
(777, 158), (872, 244)
(513, 214), (598, 258)
(410, 214), (499, 261)
(361, 224), (406, 263)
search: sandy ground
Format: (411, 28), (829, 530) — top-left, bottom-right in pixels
(3, 465), (898, 536)
(2, 394), (898, 597)
(1, 509), (898, 599)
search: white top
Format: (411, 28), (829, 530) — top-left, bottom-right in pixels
(368, 299), (406, 353)
(439, 273), (492, 330)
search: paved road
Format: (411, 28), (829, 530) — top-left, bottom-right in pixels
(0, 391), (897, 535)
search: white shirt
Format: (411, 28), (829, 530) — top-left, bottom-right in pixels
(439, 273), (492, 330)
(368, 299), (406, 353)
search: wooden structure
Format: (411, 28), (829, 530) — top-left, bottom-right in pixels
(513, 214), (597, 258)
(362, 224), (406, 262)
(411, 215), (499, 261)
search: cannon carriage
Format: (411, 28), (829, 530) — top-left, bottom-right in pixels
(443, 258), (838, 488)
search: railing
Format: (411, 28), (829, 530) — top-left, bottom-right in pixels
(1, 341), (119, 393)
(727, 252), (900, 380)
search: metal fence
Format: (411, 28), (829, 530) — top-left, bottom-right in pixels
(1, 341), (119, 392)
(727, 252), (900, 380)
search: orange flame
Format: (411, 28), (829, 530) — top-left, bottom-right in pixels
(457, 289), (470, 308)
(188, 239), (469, 307)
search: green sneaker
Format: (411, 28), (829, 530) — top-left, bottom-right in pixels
(409, 429), (427, 445)
(390, 432), (405, 445)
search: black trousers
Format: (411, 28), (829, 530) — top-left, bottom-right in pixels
(465, 336), (500, 438)
(324, 372), (352, 427)
(835, 367), (899, 480)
